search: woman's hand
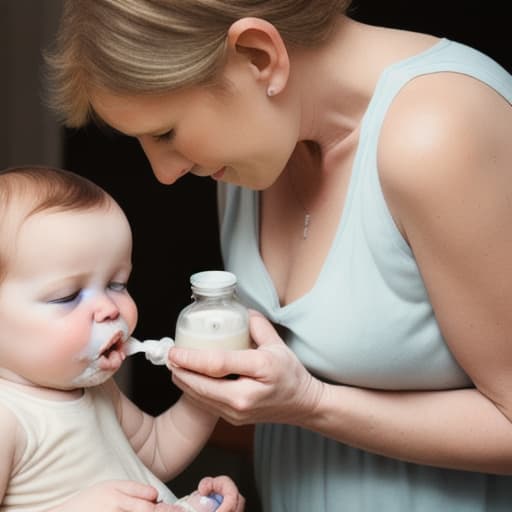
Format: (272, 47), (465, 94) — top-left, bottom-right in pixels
(168, 310), (324, 426)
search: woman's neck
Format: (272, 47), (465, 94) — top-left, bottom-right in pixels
(289, 17), (438, 157)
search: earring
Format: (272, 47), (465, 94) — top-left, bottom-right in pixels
(267, 86), (276, 97)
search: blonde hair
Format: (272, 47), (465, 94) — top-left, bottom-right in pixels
(45, 0), (352, 127)
(0, 166), (112, 283)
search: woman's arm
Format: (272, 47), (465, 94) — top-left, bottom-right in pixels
(305, 72), (512, 474)
(168, 72), (512, 474)
(168, 310), (512, 475)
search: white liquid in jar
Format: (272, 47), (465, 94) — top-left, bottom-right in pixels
(175, 327), (249, 350)
(175, 308), (249, 350)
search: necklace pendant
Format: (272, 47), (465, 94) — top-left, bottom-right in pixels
(303, 213), (311, 240)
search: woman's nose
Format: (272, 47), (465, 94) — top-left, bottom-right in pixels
(93, 294), (120, 323)
(138, 138), (193, 185)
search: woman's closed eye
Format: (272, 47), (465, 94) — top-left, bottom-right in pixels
(152, 129), (175, 143)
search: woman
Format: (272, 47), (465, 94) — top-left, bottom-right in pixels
(46, 1), (512, 510)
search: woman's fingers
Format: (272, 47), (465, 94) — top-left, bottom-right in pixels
(168, 309), (320, 425)
(168, 310), (284, 378)
(171, 367), (269, 425)
(247, 309), (284, 347)
(169, 346), (250, 378)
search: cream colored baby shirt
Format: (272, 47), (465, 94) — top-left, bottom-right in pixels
(0, 381), (176, 511)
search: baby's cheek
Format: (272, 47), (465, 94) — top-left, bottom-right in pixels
(63, 321), (91, 358)
(122, 298), (138, 333)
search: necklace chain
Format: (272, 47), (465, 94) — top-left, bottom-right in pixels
(303, 213), (311, 240)
(287, 169), (311, 240)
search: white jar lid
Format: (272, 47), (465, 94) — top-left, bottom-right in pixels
(190, 270), (237, 291)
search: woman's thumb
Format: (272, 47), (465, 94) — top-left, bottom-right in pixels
(248, 309), (283, 347)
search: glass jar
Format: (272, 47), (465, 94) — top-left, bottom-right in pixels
(174, 271), (250, 350)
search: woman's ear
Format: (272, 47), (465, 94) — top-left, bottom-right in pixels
(226, 17), (290, 96)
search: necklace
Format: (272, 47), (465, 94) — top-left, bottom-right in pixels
(302, 212), (311, 240)
(287, 168), (311, 240)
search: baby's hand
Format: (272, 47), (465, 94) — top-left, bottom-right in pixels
(51, 480), (160, 511)
(168, 475), (244, 512)
(171, 491), (223, 512)
(197, 475), (245, 512)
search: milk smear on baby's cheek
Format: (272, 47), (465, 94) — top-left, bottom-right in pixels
(71, 317), (130, 388)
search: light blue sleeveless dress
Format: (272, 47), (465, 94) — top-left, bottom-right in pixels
(219, 39), (512, 511)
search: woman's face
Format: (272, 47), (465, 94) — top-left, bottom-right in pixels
(91, 68), (299, 190)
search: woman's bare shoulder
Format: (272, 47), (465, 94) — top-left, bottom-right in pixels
(376, 71), (512, 418)
(377, 71), (511, 234)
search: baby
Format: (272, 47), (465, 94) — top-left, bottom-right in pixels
(0, 166), (244, 512)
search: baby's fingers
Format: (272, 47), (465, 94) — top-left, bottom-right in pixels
(113, 480), (159, 501)
(197, 476), (245, 512)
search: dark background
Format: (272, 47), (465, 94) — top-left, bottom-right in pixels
(62, 1), (510, 509)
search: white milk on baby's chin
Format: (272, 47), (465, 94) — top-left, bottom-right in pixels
(174, 271), (250, 350)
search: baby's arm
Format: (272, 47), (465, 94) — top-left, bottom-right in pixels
(0, 404), (23, 506)
(104, 379), (218, 482)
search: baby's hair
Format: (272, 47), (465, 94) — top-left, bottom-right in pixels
(0, 166), (112, 282)
(0, 166), (110, 216)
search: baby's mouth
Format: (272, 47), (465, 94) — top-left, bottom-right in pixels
(96, 331), (126, 370)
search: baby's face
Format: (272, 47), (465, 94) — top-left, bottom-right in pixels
(0, 204), (137, 390)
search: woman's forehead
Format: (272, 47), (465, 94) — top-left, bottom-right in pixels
(91, 88), (180, 136)
(91, 86), (214, 136)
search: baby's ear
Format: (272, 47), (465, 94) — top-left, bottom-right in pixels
(226, 17), (290, 95)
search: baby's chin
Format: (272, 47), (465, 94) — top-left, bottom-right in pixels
(70, 364), (116, 388)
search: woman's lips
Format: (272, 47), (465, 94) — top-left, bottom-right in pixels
(212, 167), (225, 180)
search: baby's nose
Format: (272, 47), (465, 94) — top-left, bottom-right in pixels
(93, 293), (120, 322)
